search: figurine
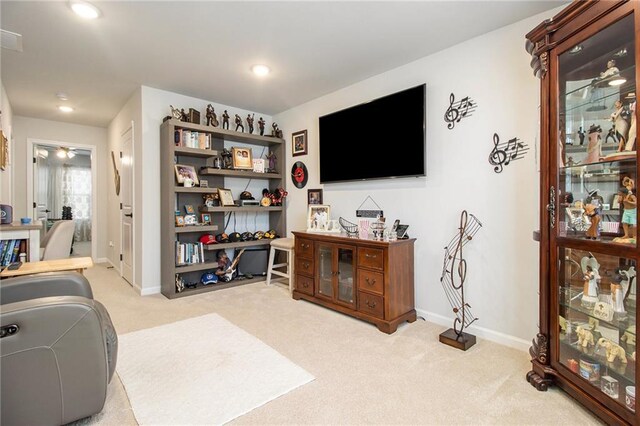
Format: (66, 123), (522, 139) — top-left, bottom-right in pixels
(597, 338), (627, 364)
(610, 100), (630, 151)
(206, 104), (219, 127)
(585, 124), (602, 164)
(576, 325), (595, 348)
(246, 113), (255, 134)
(215, 250), (233, 282)
(614, 177), (637, 243)
(203, 194), (217, 207)
(626, 101), (636, 151)
(271, 122), (283, 138)
(622, 325), (636, 346)
(222, 110), (230, 129)
(581, 256), (600, 309)
(605, 126), (619, 145)
(584, 203), (600, 240)
(180, 108), (188, 122)
(266, 151), (277, 172)
(221, 148), (233, 169)
(170, 105), (182, 120)
(234, 114), (244, 132)
(258, 117), (266, 136)
(600, 59), (620, 80)
(611, 281), (626, 315)
(578, 127), (585, 145)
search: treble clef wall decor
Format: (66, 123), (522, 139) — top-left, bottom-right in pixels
(444, 92), (477, 130)
(439, 210), (483, 351)
(488, 132), (529, 173)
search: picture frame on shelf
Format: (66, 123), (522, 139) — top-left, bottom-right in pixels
(199, 179), (209, 188)
(292, 129), (308, 157)
(252, 158), (265, 173)
(184, 214), (198, 225)
(184, 204), (195, 215)
(232, 147), (253, 169)
(307, 204), (330, 230)
(174, 164), (199, 186)
(612, 193), (621, 210)
(201, 213), (212, 225)
(175, 215), (185, 227)
(307, 188), (323, 205)
(218, 188), (235, 206)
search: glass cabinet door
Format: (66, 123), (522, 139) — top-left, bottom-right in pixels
(558, 247), (636, 412)
(557, 13), (637, 247)
(317, 244), (333, 299)
(336, 246), (355, 306)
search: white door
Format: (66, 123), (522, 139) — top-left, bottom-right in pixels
(121, 126), (134, 285)
(32, 146), (50, 223)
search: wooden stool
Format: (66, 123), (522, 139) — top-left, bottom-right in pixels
(266, 238), (294, 294)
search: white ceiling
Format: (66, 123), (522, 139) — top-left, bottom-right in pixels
(1, 1), (565, 128)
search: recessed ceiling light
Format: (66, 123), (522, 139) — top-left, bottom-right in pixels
(251, 64), (270, 77)
(609, 78), (627, 86)
(69, 1), (101, 19)
(58, 105), (74, 113)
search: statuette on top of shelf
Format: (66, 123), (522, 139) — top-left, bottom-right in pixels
(222, 110), (230, 129)
(266, 151), (277, 172)
(180, 108), (188, 122)
(246, 113), (255, 134)
(584, 203), (600, 240)
(271, 122), (283, 138)
(580, 256), (600, 309)
(234, 114), (244, 132)
(576, 325), (595, 348)
(221, 148), (233, 169)
(585, 124), (602, 164)
(206, 104), (219, 127)
(597, 338), (627, 364)
(577, 127), (585, 146)
(170, 105), (182, 120)
(592, 59), (620, 87)
(258, 117), (265, 135)
(614, 177), (637, 244)
(610, 100), (630, 152)
(626, 101), (636, 151)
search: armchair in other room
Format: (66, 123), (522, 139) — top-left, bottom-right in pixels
(0, 272), (118, 426)
(40, 219), (75, 260)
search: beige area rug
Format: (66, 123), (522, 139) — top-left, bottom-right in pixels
(116, 313), (314, 425)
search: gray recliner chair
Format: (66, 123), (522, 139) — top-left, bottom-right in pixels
(1, 272), (118, 426)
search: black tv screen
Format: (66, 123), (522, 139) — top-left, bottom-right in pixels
(319, 84), (425, 183)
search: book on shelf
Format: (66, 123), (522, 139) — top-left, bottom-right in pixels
(0, 239), (26, 266)
(175, 241), (205, 266)
(174, 129), (211, 149)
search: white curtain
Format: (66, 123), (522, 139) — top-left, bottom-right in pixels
(47, 164), (92, 242)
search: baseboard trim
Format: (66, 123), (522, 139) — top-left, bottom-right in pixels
(105, 258), (121, 273)
(94, 257), (108, 264)
(140, 285), (161, 296)
(415, 308), (530, 352)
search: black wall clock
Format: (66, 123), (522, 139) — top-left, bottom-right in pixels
(291, 161), (308, 189)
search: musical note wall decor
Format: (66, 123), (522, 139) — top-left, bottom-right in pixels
(444, 93), (477, 129)
(488, 133), (529, 173)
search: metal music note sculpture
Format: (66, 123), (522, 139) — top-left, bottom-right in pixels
(439, 210), (483, 350)
(488, 133), (529, 173)
(444, 93), (477, 130)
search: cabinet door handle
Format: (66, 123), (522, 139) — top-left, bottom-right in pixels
(366, 300), (376, 309)
(365, 253), (377, 259)
(365, 277), (376, 286)
(303, 262), (310, 269)
(301, 243), (309, 249)
(302, 282), (309, 288)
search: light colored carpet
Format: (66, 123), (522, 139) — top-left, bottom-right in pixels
(117, 313), (314, 425)
(71, 264), (604, 425)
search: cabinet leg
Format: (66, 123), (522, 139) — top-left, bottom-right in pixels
(376, 323), (397, 334)
(292, 291), (301, 300)
(526, 370), (553, 391)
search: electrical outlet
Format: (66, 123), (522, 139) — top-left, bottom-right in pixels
(109, 241), (114, 247)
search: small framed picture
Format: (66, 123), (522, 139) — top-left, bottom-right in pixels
(232, 147), (253, 169)
(612, 193), (621, 209)
(307, 188), (323, 205)
(395, 224), (409, 239)
(252, 158), (265, 173)
(199, 179), (209, 188)
(175, 215), (185, 227)
(184, 214), (198, 225)
(201, 213), (212, 225)
(174, 164), (199, 186)
(184, 204), (195, 214)
(292, 129), (308, 157)
(307, 205), (330, 230)
(218, 188), (235, 206)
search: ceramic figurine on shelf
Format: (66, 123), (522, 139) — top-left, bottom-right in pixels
(576, 325), (595, 348)
(580, 256), (600, 309)
(235, 114), (244, 132)
(246, 113), (255, 134)
(170, 105), (182, 120)
(221, 148), (233, 169)
(626, 101), (636, 151)
(258, 117), (266, 136)
(597, 338), (628, 364)
(578, 127), (586, 145)
(605, 126), (619, 145)
(610, 100), (630, 151)
(600, 59), (620, 79)
(266, 151), (277, 172)
(271, 122), (283, 138)
(611, 280), (626, 315)
(180, 108), (188, 122)
(622, 325), (637, 347)
(584, 203), (601, 240)
(222, 110), (230, 129)
(585, 124), (602, 164)
(206, 104), (219, 127)
(614, 177), (637, 243)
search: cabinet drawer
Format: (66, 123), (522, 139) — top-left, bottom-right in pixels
(295, 238), (314, 259)
(358, 247), (384, 271)
(295, 256), (314, 276)
(296, 274), (314, 295)
(358, 291), (384, 319)
(358, 269), (384, 295)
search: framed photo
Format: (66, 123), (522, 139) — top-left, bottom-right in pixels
(184, 204), (195, 214)
(612, 193), (621, 209)
(307, 205), (330, 230)
(252, 158), (265, 173)
(174, 164), (199, 186)
(395, 224), (409, 239)
(307, 188), (323, 205)
(0, 130), (7, 171)
(232, 147), (253, 169)
(175, 215), (185, 227)
(201, 213), (212, 225)
(199, 179), (209, 188)
(184, 214), (198, 225)
(217, 188), (235, 206)
(292, 130), (308, 157)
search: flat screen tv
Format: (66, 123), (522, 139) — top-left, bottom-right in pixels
(319, 84), (425, 183)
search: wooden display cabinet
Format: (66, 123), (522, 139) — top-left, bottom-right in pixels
(526, 1), (639, 423)
(292, 231), (416, 334)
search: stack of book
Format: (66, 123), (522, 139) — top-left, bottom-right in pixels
(0, 239), (26, 266)
(174, 129), (211, 149)
(175, 241), (205, 266)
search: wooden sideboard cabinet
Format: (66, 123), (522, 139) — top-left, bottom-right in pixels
(292, 231), (416, 334)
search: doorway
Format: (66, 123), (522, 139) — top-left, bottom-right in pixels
(28, 139), (97, 259)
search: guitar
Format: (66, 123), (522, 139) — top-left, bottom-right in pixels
(223, 248), (246, 281)
(111, 151), (121, 196)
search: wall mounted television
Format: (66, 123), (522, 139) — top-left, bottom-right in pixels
(319, 84), (425, 184)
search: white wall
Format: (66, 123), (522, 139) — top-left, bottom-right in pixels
(274, 10), (558, 349)
(1, 82), (14, 206)
(12, 116), (108, 260)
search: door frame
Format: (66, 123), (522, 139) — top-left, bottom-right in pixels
(120, 122), (135, 286)
(26, 138), (98, 260)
